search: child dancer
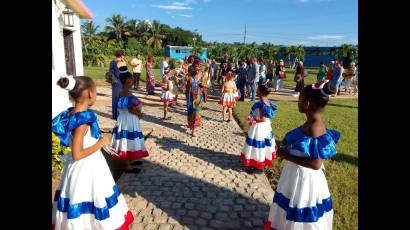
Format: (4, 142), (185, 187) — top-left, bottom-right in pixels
(52, 74), (134, 229)
(160, 69), (176, 119)
(219, 71), (238, 122)
(240, 84), (278, 172)
(264, 81), (339, 230)
(111, 66), (149, 173)
(172, 61), (185, 105)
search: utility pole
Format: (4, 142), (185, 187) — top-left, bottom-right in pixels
(243, 24), (247, 44)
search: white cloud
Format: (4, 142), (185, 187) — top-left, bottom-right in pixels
(151, 4), (193, 10)
(180, 14), (193, 18)
(307, 35), (344, 40)
(172, 2), (186, 6)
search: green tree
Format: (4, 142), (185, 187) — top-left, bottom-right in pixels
(81, 20), (99, 53)
(105, 14), (127, 40)
(146, 20), (166, 49)
(285, 45), (296, 68)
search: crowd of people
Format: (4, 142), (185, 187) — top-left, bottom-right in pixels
(51, 50), (345, 229)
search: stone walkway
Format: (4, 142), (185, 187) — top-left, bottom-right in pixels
(92, 86), (274, 229)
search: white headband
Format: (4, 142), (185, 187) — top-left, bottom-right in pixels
(312, 80), (331, 97)
(61, 74), (76, 91)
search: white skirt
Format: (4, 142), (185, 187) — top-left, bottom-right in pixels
(111, 110), (149, 160)
(240, 120), (276, 169)
(219, 92), (237, 107)
(265, 161), (333, 230)
(52, 132), (133, 229)
(160, 91), (176, 102)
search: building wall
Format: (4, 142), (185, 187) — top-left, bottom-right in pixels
(52, 0), (85, 118)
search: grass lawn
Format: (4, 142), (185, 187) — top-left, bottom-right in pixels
(84, 66), (162, 87)
(233, 98), (358, 230)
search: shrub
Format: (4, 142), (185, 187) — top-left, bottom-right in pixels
(52, 133), (71, 170)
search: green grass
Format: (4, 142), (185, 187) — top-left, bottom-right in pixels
(233, 99), (358, 230)
(84, 66), (162, 86)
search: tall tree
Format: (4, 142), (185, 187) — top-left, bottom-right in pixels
(146, 20), (166, 49)
(285, 45), (296, 68)
(81, 20), (100, 54)
(105, 14), (127, 40)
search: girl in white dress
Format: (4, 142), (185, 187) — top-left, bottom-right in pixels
(111, 66), (149, 174)
(219, 71), (238, 122)
(52, 75), (134, 230)
(160, 69), (176, 119)
(264, 81), (339, 230)
(240, 84), (278, 172)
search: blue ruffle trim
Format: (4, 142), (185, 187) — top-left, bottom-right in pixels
(284, 127), (340, 159)
(54, 185), (121, 220)
(117, 95), (141, 109)
(251, 100), (278, 119)
(52, 108), (101, 147)
(113, 127), (144, 140)
(245, 132), (274, 148)
(273, 191), (333, 223)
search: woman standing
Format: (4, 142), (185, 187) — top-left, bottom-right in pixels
(317, 61), (327, 82)
(184, 58), (206, 137)
(109, 50), (127, 120)
(273, 59), (286, 92)
(258, 58), (266, 85)
(146, 54), (155, 95)
(293, 61), (305, 97)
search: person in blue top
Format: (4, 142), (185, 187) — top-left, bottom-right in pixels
(52, 75), (134, 229)
(109, 50), (126, 120)
(240, 84), (278, 173)
(236, 60), (247, 101)
(265, 80), (339, 230)
(247, 57), (260, 101)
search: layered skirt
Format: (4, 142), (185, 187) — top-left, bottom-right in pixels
(264, 162), (333, 230)
(240, 120), (276, 169)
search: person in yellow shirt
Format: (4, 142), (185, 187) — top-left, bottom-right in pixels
(342, 62), (356, 95)
(131, 54), (143, 89)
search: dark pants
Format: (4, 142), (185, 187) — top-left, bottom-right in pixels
(133, 72), (141, 88)
(266, 73), (274, 82)
(295, 78), (305, 93)
(112, 82), (122, 120)
(238, 83), (246, 101)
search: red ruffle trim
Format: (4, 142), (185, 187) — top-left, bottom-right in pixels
(111, 150), (149, 160)
(240, 152), (276, 169)
(218, 101), (236, 107)
(117, 210), (134, 230)
(52, 210), (134, 230)
(263, 221), (278, 230)
(160, 98), (176, 102)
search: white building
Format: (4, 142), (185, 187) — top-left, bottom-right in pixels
(52, 0), (93, 118)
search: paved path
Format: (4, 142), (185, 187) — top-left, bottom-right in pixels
(93, 86), (274, 229)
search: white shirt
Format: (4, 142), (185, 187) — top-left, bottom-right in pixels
(160, 61), (169, 77)
(131, 58), (142, 73)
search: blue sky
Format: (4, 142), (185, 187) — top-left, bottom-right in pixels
(82, 0), (357, 46)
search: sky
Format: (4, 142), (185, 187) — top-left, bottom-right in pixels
(82, 0), (358, 46)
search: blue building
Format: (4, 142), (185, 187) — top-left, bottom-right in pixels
(164, 45), (208, 62)
(277, 46), (338, 67)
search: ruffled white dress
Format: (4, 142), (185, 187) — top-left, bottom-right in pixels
(52, 109), (133, 230)
(111, 96), (149, 160)
(264, 127), (341, 230)
(240, 100), (278, 169)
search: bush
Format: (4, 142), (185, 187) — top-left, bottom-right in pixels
(52, 133), (71, 170)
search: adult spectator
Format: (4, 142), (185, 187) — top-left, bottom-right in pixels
(237, 60), (247, 101)
(146, 54), (155, 95)
(109, 50), (126, 120)
(293, 61), (305, 97)
(258, 58), (266, 85)
(131, 54), (143, 89)
(218, 55), (231, 84)
(266, 60), (274, 83)
(317, 61), (327, 82)
(248, 57), (260, 101)
(160, 57), (170, 77)
(342, 62), (356, 95)
(330, 61), (343, 97)
(274, 59), (286, 92)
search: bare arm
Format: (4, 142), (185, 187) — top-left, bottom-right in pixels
(277, 148), (322, 170)
(71, 124), (109, 161)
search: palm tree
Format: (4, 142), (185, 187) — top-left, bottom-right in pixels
(81, 20), (99, 54)
(124, 19), (138, 36)
(285, 45), (296, 68)
(146, 20), (166, 49)
(295, 45), (305, 62)
(105, 14), (127, 40)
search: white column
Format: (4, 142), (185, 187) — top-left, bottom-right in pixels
(72, 14), (84, 76)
